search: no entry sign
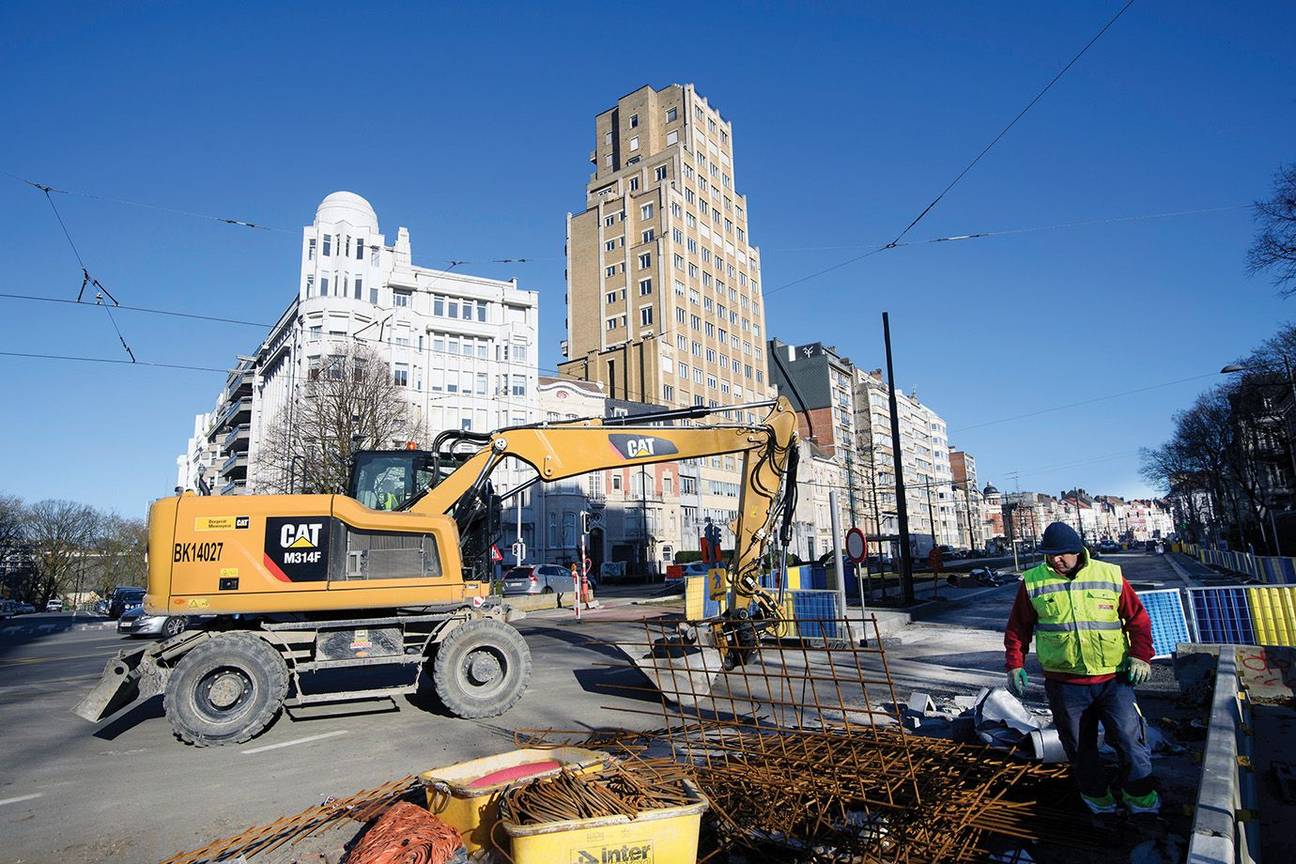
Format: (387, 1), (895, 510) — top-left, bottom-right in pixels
(845, 527), (868, 563)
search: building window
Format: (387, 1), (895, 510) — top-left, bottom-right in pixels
(628, 136), (639, 152)
(666, 130), (678, 146)
(641, 229), (654, 243)
(654, 165), (667, 181)
(356, 239), (365, 260)
(663, 383), (675, 400)
(354, 278), (362, 300)
(393, 364), (409, 387)
(690, 314), (701, 330)
(369, 286), (378, 304)
(629, 113), (639, 128)
(604, 214), (616, 227)
(666, 107), (677, 123)
(322, 234), (332, 256)
(640, 306), (653, 326)
(305, 275), (315, 297)
(639, 278), (652, 295)
(477, 301), (488, 322)
(307, 238), (316, 260)
(433, 296), (444, 316)
(319, 276), (329, 297)
(638, 253), (652, 269)
(308, 325), (322, 341)
(393, 290), (410, 307)
(675, 307), (686, 324)
(629, 177), (639, 192)
(673, 253), (684, 269)
(640, 203), (653, 220)
(605, 239), (616, 251)
(511, 375), (526, 396)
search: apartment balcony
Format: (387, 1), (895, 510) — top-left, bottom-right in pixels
(209, 396), (252, 439)
(220, 478), (248, 496)
(222, 423), (250, 455)
(222, 367), (254, 404)
(220, 452), (249, 480)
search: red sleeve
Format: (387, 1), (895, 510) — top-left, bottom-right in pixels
(1119, 580), (1154, 662)
(1004, 582), (1037, 670)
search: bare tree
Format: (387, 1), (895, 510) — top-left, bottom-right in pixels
(0, 494), (31, 600)
(1249, 163), (1296, 297)
(89, 514), (148, 596)
(25, 499), (100, 605)
(260, 344), (425, 494)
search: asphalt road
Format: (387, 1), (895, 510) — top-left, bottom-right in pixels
(0, 553), (1190, 863)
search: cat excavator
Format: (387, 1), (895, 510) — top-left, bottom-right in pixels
(74, 397), (800, 746)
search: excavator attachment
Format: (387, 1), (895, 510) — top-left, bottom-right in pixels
(72, 631), (206, 723)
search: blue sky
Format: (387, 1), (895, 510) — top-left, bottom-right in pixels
(1, 2), (1293, 517)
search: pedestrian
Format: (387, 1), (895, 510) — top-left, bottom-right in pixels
(1003, 521), (1158, 815)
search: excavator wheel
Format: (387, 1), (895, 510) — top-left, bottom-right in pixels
(163, 633), (290, 746)
(430, 619), (531, 719)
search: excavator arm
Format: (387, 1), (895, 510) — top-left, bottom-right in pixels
(410, 397), (800, 621)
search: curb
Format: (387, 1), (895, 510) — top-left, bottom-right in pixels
(629, 594), (684, 607)
(1165, 553), (1203, 588)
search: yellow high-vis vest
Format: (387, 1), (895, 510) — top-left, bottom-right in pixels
(1023, 553), (1129, 676)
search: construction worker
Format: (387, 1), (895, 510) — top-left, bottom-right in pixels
(1003, 522), (1158, 815)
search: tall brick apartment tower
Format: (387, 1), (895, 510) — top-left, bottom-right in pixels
(560, 83), (772, 412)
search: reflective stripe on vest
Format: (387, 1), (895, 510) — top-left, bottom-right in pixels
(1023, 555), (1129, 676)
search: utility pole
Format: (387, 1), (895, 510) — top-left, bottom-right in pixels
(829, 490), (848, 617)
(882, 312), (915, 605)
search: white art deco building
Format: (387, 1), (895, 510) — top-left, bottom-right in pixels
(178, 191), (539, 496)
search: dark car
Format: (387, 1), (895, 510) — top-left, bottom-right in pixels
(109, 587), (146, 619)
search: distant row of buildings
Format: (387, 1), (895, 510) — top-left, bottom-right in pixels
(175, 82), (1174, 574)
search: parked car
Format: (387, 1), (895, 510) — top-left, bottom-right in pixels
(1097, 540), (1121, 555)
(680, 561), (712, 578)
(109, 587), (146, 619)
(500, 564), (588, 599)
(117, 606), (194, 638)
(15, 601), (35, 615)
(45, 598), (63, 612)
(0, 599), (15, 619)
(93, 599), (109, 616)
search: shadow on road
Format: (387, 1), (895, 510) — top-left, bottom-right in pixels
(92, 694), (165, 740)
(0, 614), (112, 658)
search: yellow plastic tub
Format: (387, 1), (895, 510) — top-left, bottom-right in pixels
(418, 747), (607, 854)
(500, 779), (708, 864)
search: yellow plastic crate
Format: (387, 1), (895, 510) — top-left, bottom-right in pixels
(500, 779), (708, 864)
(418, 747), (606, 853)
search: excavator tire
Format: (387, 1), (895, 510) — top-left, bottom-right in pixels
(163, 633), (290, 747)
(431, 619), (531, 719)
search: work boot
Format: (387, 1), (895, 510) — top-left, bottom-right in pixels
(1123, 788), (1161, 815)
(1080, 788), (1119, 815)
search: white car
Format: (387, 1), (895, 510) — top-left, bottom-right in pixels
(45, 599), (63, 612)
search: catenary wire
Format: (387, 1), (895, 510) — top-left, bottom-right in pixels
(764, 0), (1138, 297)
(2, 169), (561, 264)
(0, 350), (225, 373)
(764, 204), (1248, 253)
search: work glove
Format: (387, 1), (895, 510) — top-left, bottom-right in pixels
(1007, 668), (1028, 697)
(1126, 658), (1151, 686)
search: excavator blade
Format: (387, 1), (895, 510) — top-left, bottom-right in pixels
(72, 644), (157, 723)
(617, 634), (723, 708)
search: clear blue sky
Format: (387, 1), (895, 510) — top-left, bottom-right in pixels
(2, 1), (1293, 517)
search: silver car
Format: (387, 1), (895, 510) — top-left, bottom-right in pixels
(501, 564), (584, 599)
(117, 606), (191, 639)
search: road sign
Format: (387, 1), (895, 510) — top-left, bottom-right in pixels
(490, 545), (503, 562)
(845, 527), (868, 563)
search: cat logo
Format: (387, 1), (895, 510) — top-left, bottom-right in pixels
(264, 517), (331, 582)
(280, 523), (322, 550)
(609, 434), (679, 461)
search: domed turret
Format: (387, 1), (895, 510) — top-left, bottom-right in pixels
(314, 191), (378, 232)
(982, 483), (999, 496)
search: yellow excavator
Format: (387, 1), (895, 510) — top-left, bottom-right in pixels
(74, 398), (800, 746)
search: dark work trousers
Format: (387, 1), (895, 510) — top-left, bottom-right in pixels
(1044, 677), (1154, 797)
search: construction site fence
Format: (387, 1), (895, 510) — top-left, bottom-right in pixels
(1137, 584), (1296, 657)
(1173, 542), (1296, 585)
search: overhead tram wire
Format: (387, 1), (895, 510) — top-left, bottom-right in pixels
(763, 0), (1138, 299)
(0, 351), (227, 373)
(2, 169), (561, 266)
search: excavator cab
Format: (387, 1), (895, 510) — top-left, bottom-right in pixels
(348, 449), (436, 511)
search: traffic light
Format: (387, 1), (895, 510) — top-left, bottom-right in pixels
(580, 511), (591, 535)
